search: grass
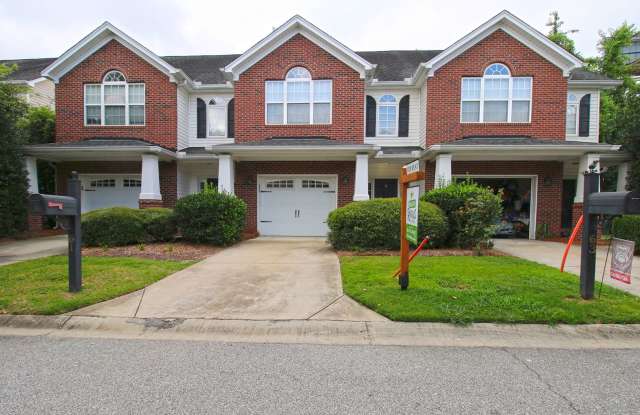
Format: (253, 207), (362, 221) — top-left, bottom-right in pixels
(0, 256), (194, 315)
(341, 255), (640, 324)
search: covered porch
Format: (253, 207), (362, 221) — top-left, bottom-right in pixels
(422, 137), (626, 239)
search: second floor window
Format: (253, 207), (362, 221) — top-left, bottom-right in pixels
(461, 63), (532, 123)
(85, 70), (145, 126)
(265, 67), (332, 125)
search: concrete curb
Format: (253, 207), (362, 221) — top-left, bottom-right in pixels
(2, 315), (640, 349)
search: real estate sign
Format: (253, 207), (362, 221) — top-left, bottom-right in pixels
(404, 160), (420, 175)
(610, 238), (635, 284)
(406, 186), (420, 245)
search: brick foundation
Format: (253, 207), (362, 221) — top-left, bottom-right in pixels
(27, 214), (43, 232)
(571, 203), (583, 230)
(139, 199), (164, 208)
(235, 160), (355, 234)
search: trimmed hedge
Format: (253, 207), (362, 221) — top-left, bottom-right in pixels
(82, 207), (147, 247)
(327, 198), (448, 250)
(612, 215), (640, 254)
(82, 207), (178, 246)
(139, 208), (177, 242)
(422, 181), (503, 249)
(174, 189), (246, 245)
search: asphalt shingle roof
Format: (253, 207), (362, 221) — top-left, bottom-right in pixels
(2, 51), (613, 83)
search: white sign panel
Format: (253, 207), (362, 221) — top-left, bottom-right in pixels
(404, 160), (420, 175)
(406, 186), (420, 245)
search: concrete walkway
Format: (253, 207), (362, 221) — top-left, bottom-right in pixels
(0, 235), (67, 266)
(493, 238), (640, 296)
(72, 237), (386, 322)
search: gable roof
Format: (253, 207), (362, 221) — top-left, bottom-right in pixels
(223, 15), (375, 80)
(419, 10), (583, 79)
(40, 22), (188, 83)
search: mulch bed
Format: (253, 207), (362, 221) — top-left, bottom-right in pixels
(336, 248), (506, 257)
(83, 242), (223, 261)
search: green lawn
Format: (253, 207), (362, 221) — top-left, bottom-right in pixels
(0, 256), (194, 315)
(341, 256), (640, 324)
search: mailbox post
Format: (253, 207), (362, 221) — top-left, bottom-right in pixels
(28, 172), (82, 292)
(579, 164), (640, 299)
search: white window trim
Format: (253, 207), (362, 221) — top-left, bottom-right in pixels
(566, 101), (579, 136)
(376, 95), (399, 137)
(264, 68), (332, 125)
(84, 81), (145, 127)
(460, 68), (532, 124)
(207, 98), (227, 138)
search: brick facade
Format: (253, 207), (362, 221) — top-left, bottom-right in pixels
(426, 29), (567, 145)
(56, 161), (177, 208)
(55, 40), (178, 149)
(234, 34), (364, 143)
(425, 160), (564, 236)
(235, 161), (355, 233)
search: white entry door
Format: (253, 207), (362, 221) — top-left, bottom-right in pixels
(258, 175), (338, 236)
(80, 175), (141, 213)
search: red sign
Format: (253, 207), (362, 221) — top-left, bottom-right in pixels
(48, 201), (64, 210)
(611, 238), (635, 284)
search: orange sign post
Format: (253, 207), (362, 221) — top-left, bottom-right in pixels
(399, 160), (425, 290)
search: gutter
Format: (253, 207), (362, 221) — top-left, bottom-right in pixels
(568, 79), (623, 89)
(421, 143), (623, 160)
(24, 144), (176, 159)
(208, 144), (380, 153)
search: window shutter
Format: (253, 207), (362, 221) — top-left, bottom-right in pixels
(366, 96), (376, 137)
(398, 95), (410, 137)
(196, 98), (206, 138)
(227, 98), (235, 138)
(579, 94), (591, 137)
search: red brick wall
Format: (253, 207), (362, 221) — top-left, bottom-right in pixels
(235, 161), (355, 233)
(234, 34), (364, 143)
(426, 30), (567, 145)
(56, 161), (177, 208)
(424, 160), (564, 236)
(55, 40), (178, 149)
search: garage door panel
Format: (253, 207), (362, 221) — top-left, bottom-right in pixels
(81, 175), (141, 213)
(258, 176), (337, 236)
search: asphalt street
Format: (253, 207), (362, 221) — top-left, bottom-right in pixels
(1, 335), (639, 414)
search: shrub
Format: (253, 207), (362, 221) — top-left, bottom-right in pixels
(423, 181), (503, 249)
(82, 207), (146, 247)
(174, 189), (247, 245)
(612, 215), (640, 254)
(327, 198), (448, 250)
(139, 208), (177, 242)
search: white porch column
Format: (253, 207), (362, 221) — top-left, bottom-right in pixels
(218, 154), (235, 195)
(617, 162), (630, 192)
(574, 153), (600, 203)
(139, 154), (162, 200)
(24, 156), (39, 194)
(434, 154), (452, 188)
(354, 153), (369, 201)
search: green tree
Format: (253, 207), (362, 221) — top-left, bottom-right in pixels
(0, 64), (30, 237)
(591, 23), (640, 190)
(17, 106), (56, 195)
(546, 11), (580, 56)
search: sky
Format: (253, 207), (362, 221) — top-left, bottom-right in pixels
(0, 0), (637, 60)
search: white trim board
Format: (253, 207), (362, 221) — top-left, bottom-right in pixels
(452, 174), (538, 240)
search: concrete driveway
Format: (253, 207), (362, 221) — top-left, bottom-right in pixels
(0, 235), (67, 266)
(493, 238), (640, 297)
(72, 237), (385, 321)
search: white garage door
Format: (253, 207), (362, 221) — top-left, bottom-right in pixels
(80, 175), (141, 213)
(258, 175), (337, 236)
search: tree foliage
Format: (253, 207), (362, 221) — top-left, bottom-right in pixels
(546, 11), (580, 56)
(0, 64), (30, 237)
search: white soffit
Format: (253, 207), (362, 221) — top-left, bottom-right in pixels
(223, 15), (374, 80)
(420, 10), (583, 78)
(41, 22), (182, 83)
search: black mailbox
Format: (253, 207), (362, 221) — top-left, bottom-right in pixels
(587, 191), (640, 215)
(29, 194), (79, 216)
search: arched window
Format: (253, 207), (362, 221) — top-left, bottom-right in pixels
(84, 70), (145, 126)
(377, 95), (397, 136)
(208, 98), (226, 137)
(460, 63), (531, 123)
(566, 93), (591, 137)
(265, 66), (332, 125)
